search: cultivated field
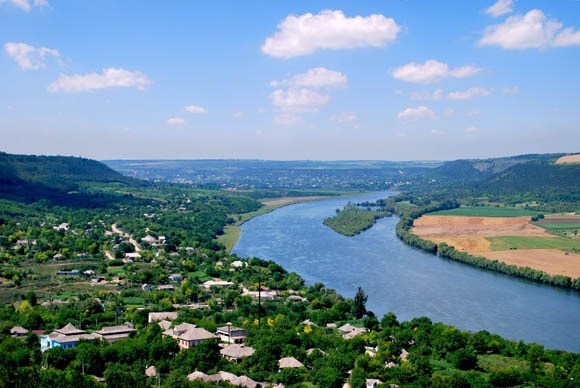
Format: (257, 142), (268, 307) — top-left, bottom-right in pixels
(428, 206), (544, 217)
(555, 154), (580, 165)
(412, 216), (551, 238)
(471, 249), (580, 278)
(412, 214), (580, 278)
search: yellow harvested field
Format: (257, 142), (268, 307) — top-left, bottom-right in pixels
(555, 154), (580, 164)
(412, 215), (552, 238)
(472, 249), (580, 278)
(427, 237), (491, 251)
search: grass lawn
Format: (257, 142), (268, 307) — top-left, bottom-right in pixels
(477, 354), (529, 373)
(487, 236), (580, 251)
(429, 206), (545, 217)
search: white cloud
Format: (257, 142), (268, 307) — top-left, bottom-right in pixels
(480, 10), (580, 49)
(271, 67), (347, 88)
(232, 111), (243, 119)
(484, 0), (514, 18)
(430, 129), (446, 136)
(261, 9), (400, 58)
(269, 88), (329, 113)
(330, 112), (357, 123)
(466, 109), (481, 117)
(465, 126), (481, 134)
(410, 89), (445, 101)
(392, 60), (482, 84)
(48, 67), (150, 93)
(184, 105), (208, 114)
(0, 0), (47, 11)
(274, 114), (304, 126)
(167, 117), (185, 126)
(503, 86), (520, 95)
(448, 87), (492, 100)
(4, 42), (59, 70)
(397, 106), (436, 121)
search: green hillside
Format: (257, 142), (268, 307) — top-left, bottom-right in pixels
(0, 152), (143, 206)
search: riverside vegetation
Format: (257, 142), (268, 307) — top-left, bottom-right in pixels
(323, 204), (392, 237)
(1, 152), (579, 387)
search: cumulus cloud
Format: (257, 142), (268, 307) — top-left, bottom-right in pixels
(4, 42), (59, 70)
(167, 117), (185, 126)
(261, 9), (400, 58)
(48, 68), (150, 93)
(397, 106), (436, 121)
(392, 60), (482, 84)
(271, 67), (347, 88)
(484, 0), (514, 18)
(0, 0), (48, 11)
(480, 10), (580, 49)
(232, 111), (243, 119)
(274, 114), (305, 126)
(269, 88), (329, 113)
(465, 126), (481, 134)
(184, 105), (208, 114)
(448, 87), (492, 100)
(330, 112), (357, 123)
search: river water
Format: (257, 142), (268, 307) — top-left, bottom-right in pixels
(233, 191), (580, 352)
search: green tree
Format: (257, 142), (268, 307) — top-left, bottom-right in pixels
(353, 286), (367, 319)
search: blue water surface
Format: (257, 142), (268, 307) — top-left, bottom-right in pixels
(233, 191), (580, 352)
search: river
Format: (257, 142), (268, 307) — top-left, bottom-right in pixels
(233, 191), (580, 352)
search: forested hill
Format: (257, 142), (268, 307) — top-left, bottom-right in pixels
(427, 153), (565, 182)
(0, 152), (143, 205)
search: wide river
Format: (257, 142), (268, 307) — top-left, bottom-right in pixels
(233, 191), (580, 352)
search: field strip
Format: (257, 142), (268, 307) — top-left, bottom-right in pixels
(471, 249), (580, 278)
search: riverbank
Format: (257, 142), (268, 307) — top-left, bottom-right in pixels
(232, 192), (580, 352)
(218, 195), (340, 252)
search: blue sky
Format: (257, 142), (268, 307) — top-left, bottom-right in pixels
(1, 0), (579, 160)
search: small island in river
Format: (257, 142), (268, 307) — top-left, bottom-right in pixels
(323, 204), (392, 236)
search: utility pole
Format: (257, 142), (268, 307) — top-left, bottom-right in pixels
(258, 275), (261, 329)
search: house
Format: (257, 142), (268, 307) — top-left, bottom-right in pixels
(366, 379), (383, 388)
(241, 288), (278, 300)
(148, 312), (178, 323)
(157, 320), (173, 331)
(157, 284), (175, 291)
(56, 270), (80, 276)
(141, 235), (157, 244)
(40, 323), (98, 352)
(162, 323), (217, 350)
(278, 356), (304, 369)
(53, 253), (65, 260)
(287, 295), (307, 303)
(168, 273), (183, 282)
(142, 283), (151, 291)
(145, 365), (158, 378)
(338, 323), (368, 340)
(216, 325), (247, 344)
(220, 344), (255, 362)
(94, 324), (135, 343)
(10, 326), (29, 338)
(125, 252), (141, 260)
(203, 279), (235, 291)
(187, 371), (258, 388)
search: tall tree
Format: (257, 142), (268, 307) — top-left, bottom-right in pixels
(353, 286), (367, 319)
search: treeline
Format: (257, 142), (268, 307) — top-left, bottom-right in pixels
(385, 195), (580, 290)
(438, 243), (580, 290)
(388, 198), (459, 254)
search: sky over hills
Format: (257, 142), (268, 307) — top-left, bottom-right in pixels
(1, 0), (579, 160)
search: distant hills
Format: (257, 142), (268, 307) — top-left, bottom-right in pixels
(423, 153), (580, 204)
(0, 152), (141, 205)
